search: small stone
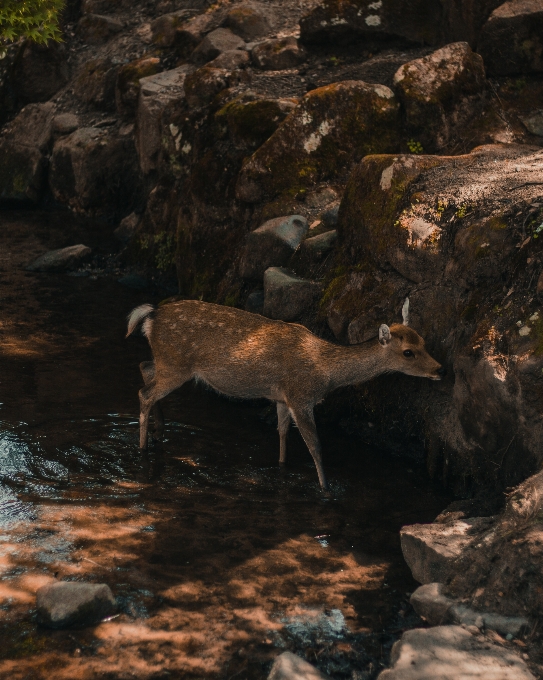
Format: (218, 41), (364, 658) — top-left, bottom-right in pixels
(251, 37), (305, 70)
(36, 582), (116, 629)
(53, 113), (79, 135)
(26, 245), (92, 272)
(410, 583), (454, 625)
(263, 267), (321, 321)
(268, 651), (331, 680)
(299, 230), (337, 259)
(191, 28), (245, 65)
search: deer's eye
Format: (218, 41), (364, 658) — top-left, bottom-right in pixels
(403, 349), (415, 358)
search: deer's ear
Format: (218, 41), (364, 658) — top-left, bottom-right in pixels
(379, 324), (391, 346)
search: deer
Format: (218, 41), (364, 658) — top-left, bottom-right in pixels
(126, 297), (445, 492)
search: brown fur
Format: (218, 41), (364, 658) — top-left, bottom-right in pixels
(127, 300), (443, 490)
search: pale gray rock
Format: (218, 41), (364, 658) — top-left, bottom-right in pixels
(239, 215), (309, 280)
(136, 66), (191, 175)
(478, 0), (543, 76)
(263, 267), (321, 321)
(76, 14), (124, 44)
(251, 37), (305, 70)
(191, 28), (245, 64)
(26, 245), (92, 272)
(400, 517), (491, 584)
(520, 110), (543, 136)
(53, 113), (79, 135)
(378, 625), (535, 680)
(36, 582), (116, 629)
(268, 651), (331, 680)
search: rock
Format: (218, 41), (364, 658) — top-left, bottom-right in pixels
(26, 245), (92, 272)
(239, 215), (309, 279)
(0, 103), (55, 204)
(49, 127), (141, 217)
(301, 230), (337, 258)
(114, 212), (141, 243)
(82, 0), (124, 12)
(321, 204), (339, 228)
(245, 289), (264, 314)
(519, 110), (543, 137)
(304, 186), (338, 209)
(191, 28), (245, 65)
(207, 49), (250, 70)
(263, 267), (321, 321)
(115, 57), (162, 118)
(11, 41), (69, 104)
(36, 581), (116, 629)
(73, 57), (119, 112)
(377, 626), (535, 679)
(76, 13), (124, 43)
(400, 517), (491, 584)
(151, 10), (197, 47)
(224, 6), (271, 41)
(236, 81), (400, 205)
(251, 37), (305, 70)
(410, 582), (454, 625)
(268, 652), (331, 680)
(184, 66), (233, 109)
(478, 0), (543, 76)
(174, 13), (215, 59)
(393, 42), (485, 152)
(53, 113), (80, 135)
(136, 66), (190, 175)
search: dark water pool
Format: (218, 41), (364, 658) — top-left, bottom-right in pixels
(0, 212), (449, 679)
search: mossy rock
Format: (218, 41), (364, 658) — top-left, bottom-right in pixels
(236, 80), (401, 204)
(116, 56), (162, 118)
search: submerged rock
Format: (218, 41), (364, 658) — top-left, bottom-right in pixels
(268, 651), (331, 680)
(26, 245), (92, 272)
(378, 625), (535, 679)
(239, 215), (309, 279)
(263, 267), (321, 321)
(36, 582), (116, 629)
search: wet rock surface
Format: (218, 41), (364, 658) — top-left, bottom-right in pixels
(36, 582), (116, 629)
(26, 244), (93, 272)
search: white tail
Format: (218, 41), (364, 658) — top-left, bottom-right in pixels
(402, 297), (410, 326)
(127, 300), (444, 491)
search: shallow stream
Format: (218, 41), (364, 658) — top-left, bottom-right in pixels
(0, 211), (449, 679)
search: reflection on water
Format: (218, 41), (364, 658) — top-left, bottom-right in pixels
(0, 212), (451, 679)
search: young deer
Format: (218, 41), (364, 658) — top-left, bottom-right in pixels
(126, 298), (444, 491)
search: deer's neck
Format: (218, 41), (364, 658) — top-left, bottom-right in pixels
(324, 342), (388, 390)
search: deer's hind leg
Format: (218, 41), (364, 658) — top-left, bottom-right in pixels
(139, 361), (165, 440)
(277, 402), (291, 466)
(139, 372), (191, 451)
(289, 405), (328, 491)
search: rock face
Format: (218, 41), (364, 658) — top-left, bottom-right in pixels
(268, 651), (331, 680)
(393, 42), (486, 152)
(0, 103), (55, 203)
(26, 245), (92, 272)
(49, 127), (141, 218)
(263, 267), (321, 321)
(36, 582), (116, 629)
(478, 0), (543, 76)
(378, 626), (535, 680)
(239, 215), (308, 279)
(236, 81), (400, 205)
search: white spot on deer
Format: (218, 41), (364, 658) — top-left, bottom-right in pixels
(519, 326), (531, 336)
(142, 318), (153, 338)
(169, 124), (179, 137)
(380, 164), (394, 190)
(404, 217), (441, 248)
(331, 16), (348, 25)
(182, 142), (192, 154)
(365, 14), (381, 26)
(301, 111), (312, 126)
(303, 120), (333, 153)
(368, 0), (382, 8)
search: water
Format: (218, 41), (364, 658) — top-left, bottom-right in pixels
(0, 211), (449, 679)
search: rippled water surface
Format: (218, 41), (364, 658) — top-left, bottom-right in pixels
(0, 212), (450, 679)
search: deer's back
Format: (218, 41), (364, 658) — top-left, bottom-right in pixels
(148, 300), (330, 401)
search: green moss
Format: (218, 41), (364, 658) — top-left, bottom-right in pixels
(215, 97), (289, 148)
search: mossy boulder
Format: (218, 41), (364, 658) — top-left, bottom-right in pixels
(393, 42), (486, 152)
(251, 37), (306, 70)
(478, 0), (543, 76)
(49, 127), (141, 219)
(184, 66), (235, 109)
(73, 57), (120, 112)
(236, 80), (401, 204)
(150, 9), (196, 47)
(223, 6), (271, 41)
(116, 57), (162, 118)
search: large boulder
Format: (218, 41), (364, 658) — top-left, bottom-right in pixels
(136, 66), (191, 175)
(0, 103), (55, 204)
(73, 57), (119, 111)
(393, 42), (486, 152)
(36, 582), (116, 629)
(49, 126), (141, 218)
(11, 41), (69, 104)
(236, 81), (400, 205)
(263, 267), (321, 321)
(477, 0), (543, 76)
(377, 626), (535, 680)
(239, 215), (308, 279)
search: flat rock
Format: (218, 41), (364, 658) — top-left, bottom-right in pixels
(263, 267), (321, 321)
(478, 0), (543, 76)
(191, 28), (245, 64)
(224, 6), (271, 41)
(268, 651), (331, 680)
(26, 245), (92, 273)
(36, 582), (116, 629)
(251, 37), (305, 70)
(400, 517), (491, 584)
(76, 13), (124, 44)
(393, 42), (485, 152)
(239, 215), (309, 280)
(378, 625), (535, 679)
